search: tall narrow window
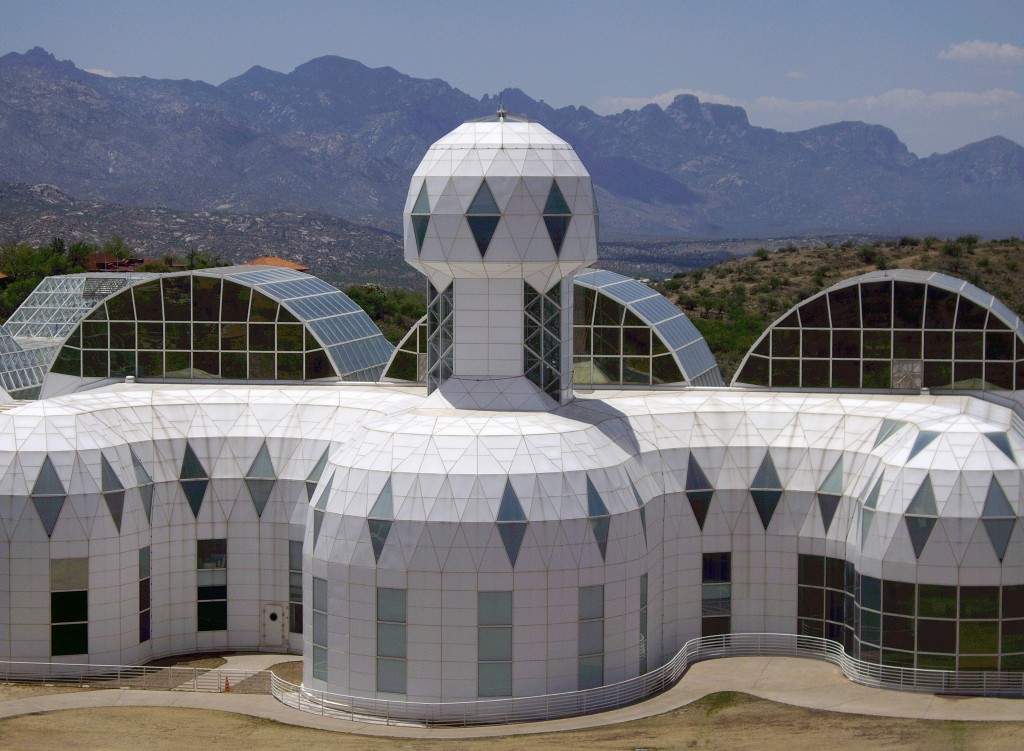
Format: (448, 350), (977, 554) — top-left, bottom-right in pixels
(702, 552), (731, 636)
(426, 282), (454, 394)
(376, 587), (406, 694)
(524, 281), (562, 401)
(478, 591), (513, 697)
(51, 558), (88, 656)
(639, 573), (649, 674)
(197, 539), (227, 631)
(578, 585), (604, 689)
(312, 576), (328, 680)
(139, 546), (151, 643)
(288, 540), (303, 634)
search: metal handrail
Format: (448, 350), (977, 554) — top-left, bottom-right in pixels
(269, 633), (1024, 726)
(0, 660), (266, 693)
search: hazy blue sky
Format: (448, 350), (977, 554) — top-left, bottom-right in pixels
(4, 0), (1023, 156)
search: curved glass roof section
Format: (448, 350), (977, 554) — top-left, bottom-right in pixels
(383, 271), (723, 388)
(732, 270), (1024, 395)
(39, 267), (392, 392)
(573, 270), (722, 387)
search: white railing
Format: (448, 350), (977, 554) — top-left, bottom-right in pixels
(270, 633), (1024, 726)
(0, 660), (267, 693)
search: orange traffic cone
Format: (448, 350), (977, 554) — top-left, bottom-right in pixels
(224, 677), (231, 692)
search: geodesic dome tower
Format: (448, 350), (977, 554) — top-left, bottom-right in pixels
(402, 110), (599, 406)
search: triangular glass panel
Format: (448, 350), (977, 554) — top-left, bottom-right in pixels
(180, 443), (207, 480)
(687, 490), (713, 530)
(638, 507), (648, 545)
(818, 493), (841, 532)
(245, 478), (275, 517)
(686, 454), (712, 491)
(543, 181), (571, 215)
(370, 478), (393, 519)
(467, 215), (500, 255)
(411, 214), (430, 253)
(985, 432), (1015, 463)
(131, 448), (152, 486)
(411, 182), (430, 214)
(905, 516), (936, 559)
(33, 496), (64, 537)
(313, 509), (325, 548)
(498, 480), (526, 521)
(983, 477), (1014, 517)
(246, 442), (275, 479)
(181, 479), (208, 518)
(590, 516), (610, 560)
(861, 508), (875, 549)
(139, 484), (153, 524)
(306, 449), (329, 499)
(864, 473), (883, 509)
(906, 476), (937, 516)
(32, 456), (66, 496)
(103, 490), (125, 532)
(752, 453), (781, 490)
(314, 472), (334, 511)
(100, 454), (124, 492)
(907, 431), (940, 461)
(498, 522), (527, 567)
(983, 518), (1015, 561)
(586, 477), (608, 517)
(819, 457), (843, 495)
(368, 518), (393, 562)
(874, 419), (906, 447)
(543, 215), (571, 255)
(468, 181), (500, 214)
(751, 489), (782, 529)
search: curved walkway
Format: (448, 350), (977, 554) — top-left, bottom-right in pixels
(1, 654), (1023, 739)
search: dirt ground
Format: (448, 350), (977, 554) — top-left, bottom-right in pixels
(0, 692), (1020, 751)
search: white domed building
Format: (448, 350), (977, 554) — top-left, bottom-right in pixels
(0, 112), (1022, 721)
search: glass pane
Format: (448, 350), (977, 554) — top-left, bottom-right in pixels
(289, 540), (303, 571)
(376, 657), (405, 693)
(479, 591), (513, 625)
(579, 585), (604, 621)
(578, 619), (604, 655)
(313, 577), (328, 612)
(197, 600), (227, 631)
(578, 654), (603, 689)
(192, 276), (221, 321)
(51, 590), (88, 623)
(313, 645), (328, 680)
(959, 621), (998, 653)
(133, 281), (163, 320)
(313, 611), (328, 646)
(883, 580), (915, 616)
(478, 626), (512, 661)
(478, 662), (512, 697)
(377, 587), (406, 623)
(162, 277), (191, 321)
(960, 586), (998, 619)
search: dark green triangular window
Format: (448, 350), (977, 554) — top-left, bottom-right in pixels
(411, 183), (431, 253)
(245, 442), (276, 517)
(367, 478), (394, 563)
(543, 181), (572, 255)
(467, 181), (500, 256)
(101, 454), (125, 532)
(497, 480), (528, 567)
(306, 449), (329, 502)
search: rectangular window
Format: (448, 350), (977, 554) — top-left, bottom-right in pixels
(578, 585), (604, 689)
(376, 587), (406, 693)
(139, 546), (151, 643)
(478, 591), (512, 697)
(702, 552), (731, 637)
(639, 573), (649, 674)
(288, 540), (303, 634)
(197, 539), (227, 631)
(51, 558), (88, 656)
(312, 576), (328, 681)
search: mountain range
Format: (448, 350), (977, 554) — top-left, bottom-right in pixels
(1, 46), (1023, 239)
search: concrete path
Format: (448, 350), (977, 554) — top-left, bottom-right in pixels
(1, 656), (1023, 739)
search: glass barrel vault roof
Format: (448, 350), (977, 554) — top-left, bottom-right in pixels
(18, 267), (392, 394)
(732, 269), (1024, 396)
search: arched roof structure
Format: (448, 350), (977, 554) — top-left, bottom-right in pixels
(732, 270), (1024, 397)
(34, 267), (393, 398)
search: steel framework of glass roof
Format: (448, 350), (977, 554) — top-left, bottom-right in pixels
(0, 268), (394, 399)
